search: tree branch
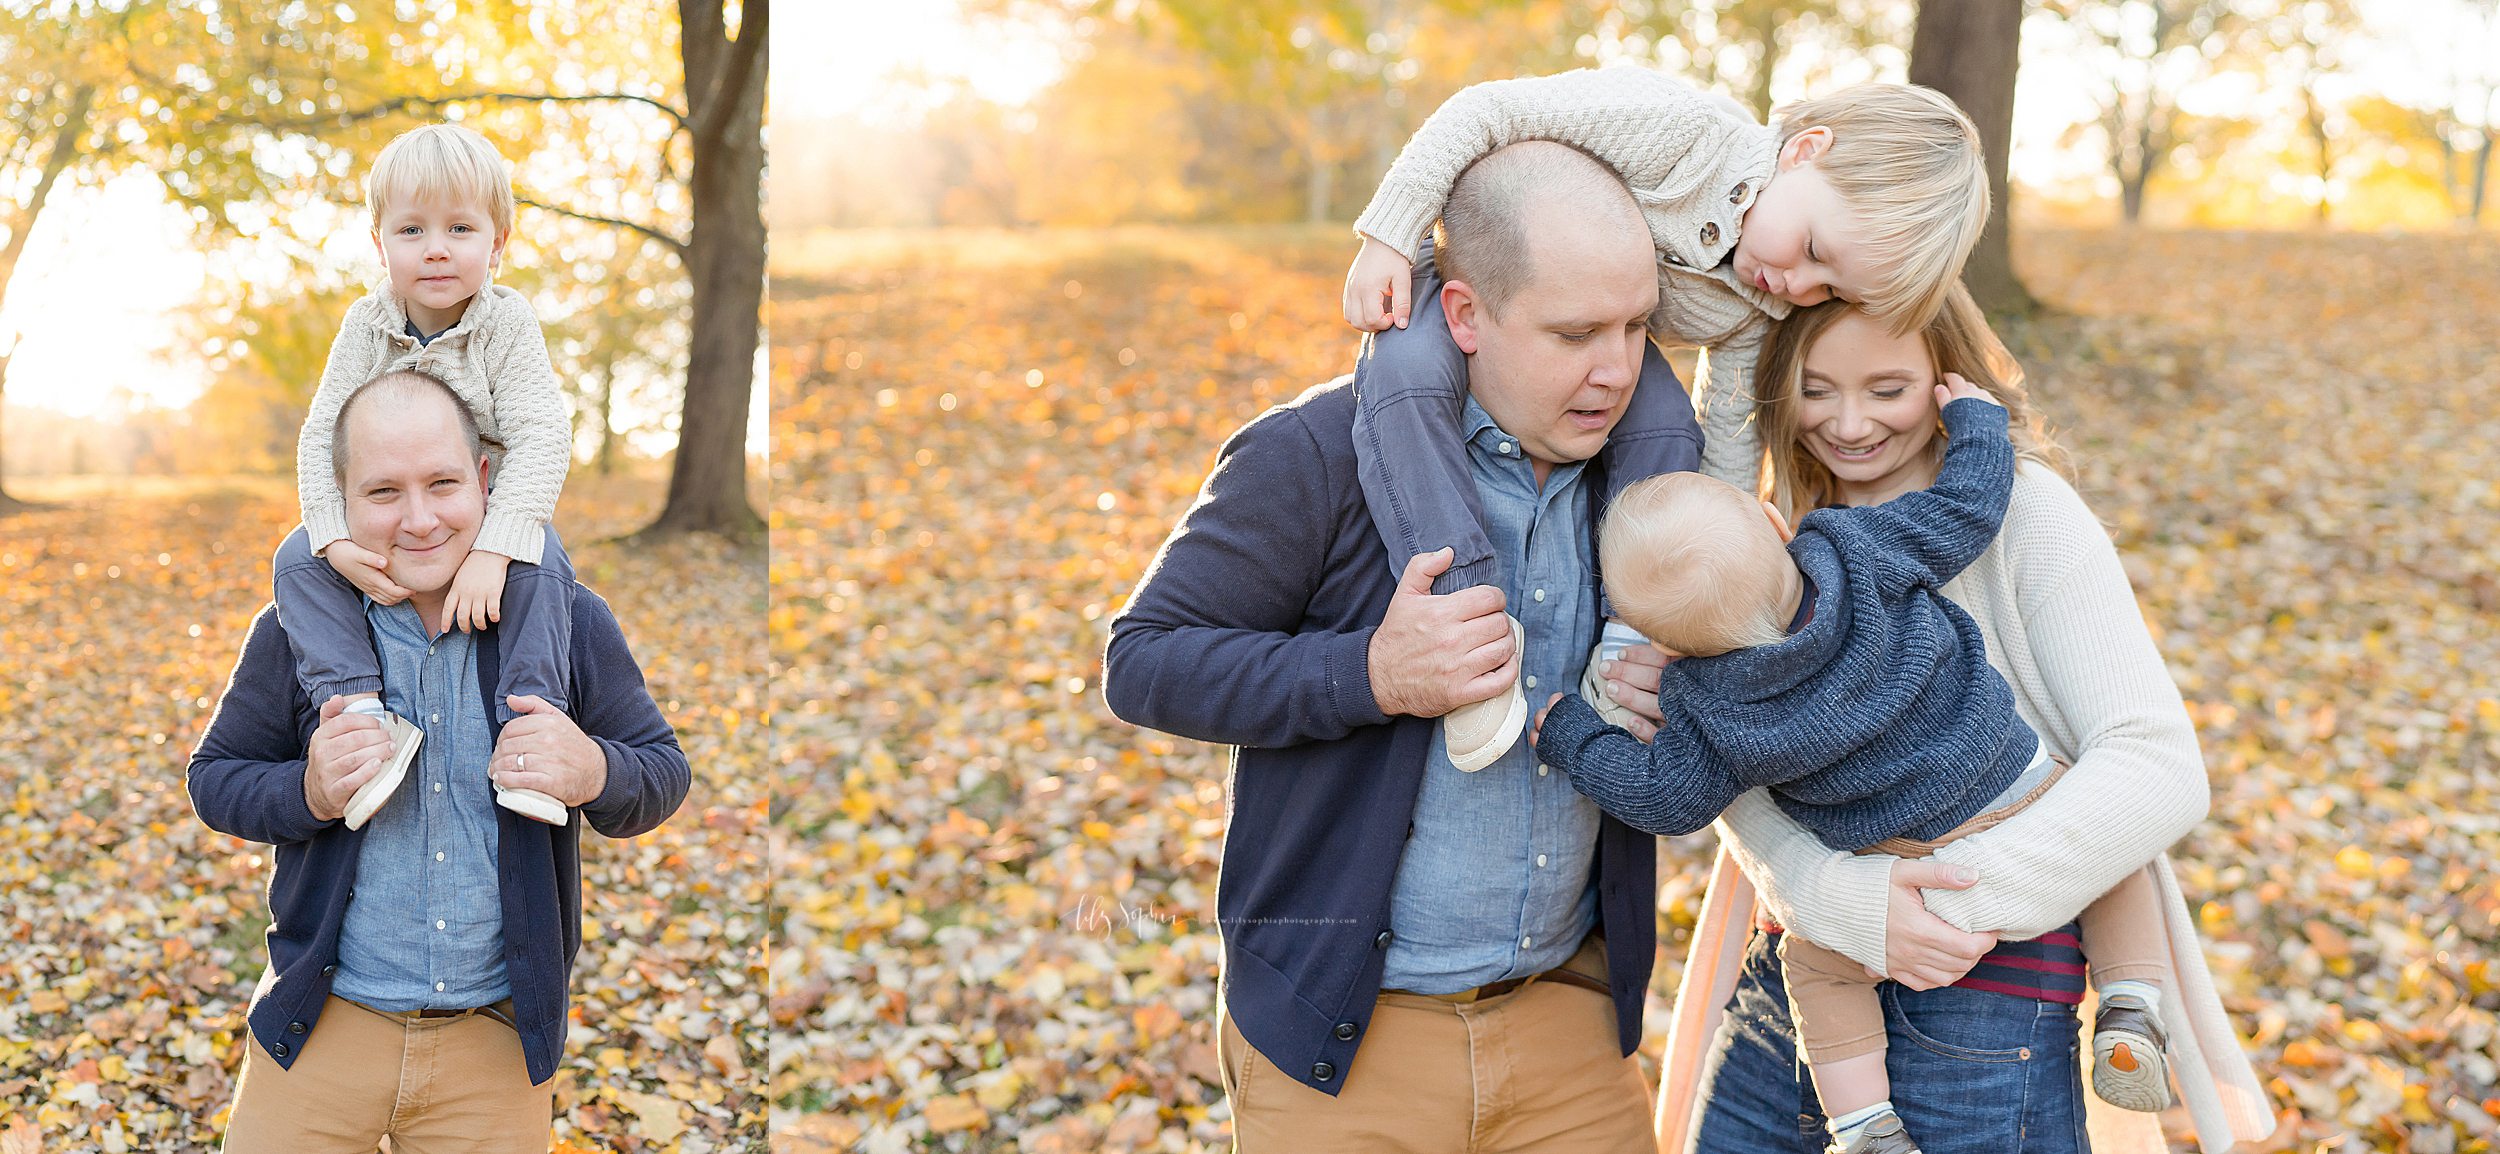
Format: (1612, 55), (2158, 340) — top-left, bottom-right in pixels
(515, 195), (688, 257)
(237, 91), (690, 135)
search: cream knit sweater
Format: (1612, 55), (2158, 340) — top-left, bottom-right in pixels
(1700, 460), (2274, 1151)
(1351, 64), (1790, 489)
(296, 281), (571, 567)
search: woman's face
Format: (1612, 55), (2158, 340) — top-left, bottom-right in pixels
(1795, 308), (1941, 504)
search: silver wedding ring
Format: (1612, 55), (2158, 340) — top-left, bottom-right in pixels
(518, 753), (527, 770)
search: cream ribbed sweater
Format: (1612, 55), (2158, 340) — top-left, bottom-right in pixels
(1695, 461), (2274, 1152)
(1351, 64), (1790, 488)
(295, 282), (571, 566)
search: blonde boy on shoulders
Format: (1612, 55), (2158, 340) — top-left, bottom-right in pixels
(272, 122), (578, 830)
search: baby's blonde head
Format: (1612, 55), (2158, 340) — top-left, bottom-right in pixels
(1601, 473), (1796, 658)
(1775, 83), (1988, 333)
(366, 123), (516, 242)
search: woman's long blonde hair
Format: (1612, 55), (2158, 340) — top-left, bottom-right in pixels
(1754, 281), (2072, 526)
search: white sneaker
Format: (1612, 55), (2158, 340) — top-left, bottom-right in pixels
(341, 699), (422, 830)
(1444, 614), (1526, 773)
(494, 783), (568, 825)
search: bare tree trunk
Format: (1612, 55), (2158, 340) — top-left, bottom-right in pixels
(2304, 86), (2332, 225)
(594, 356), (620, 477)
(0, 84), (94, 515)
(2474, 137), (2493, 223)
(640, 0), (766, 539)
(1306, 103), (1333, 225)
(1744, 5), (1781, 122)
(1910, 0), (2033, 314)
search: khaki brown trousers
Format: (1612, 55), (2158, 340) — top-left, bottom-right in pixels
(1219, 935), (1655, 1153)
(220, 995), (552, 1154)
(1780, 762), (2172, 1064)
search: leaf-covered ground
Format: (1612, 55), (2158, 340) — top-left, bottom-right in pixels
(0, 472), (770, 1153)
(768, 225), (2500, 1153)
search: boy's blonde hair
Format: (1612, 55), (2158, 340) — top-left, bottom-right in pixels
(1601, 472), (1795, 658)
(367, 123), (516, 241)
(1755, 282), (2073, 527)
(1773, 84), (1988, 334)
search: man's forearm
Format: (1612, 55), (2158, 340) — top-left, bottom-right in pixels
(1104, 622), (1389, 749)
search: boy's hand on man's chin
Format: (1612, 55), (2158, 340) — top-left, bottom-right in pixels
(325, 539), (412, 605)
(445, 549), (512, 632)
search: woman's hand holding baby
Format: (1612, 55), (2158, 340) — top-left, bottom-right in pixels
(1932, 371), (2000, 411)
(1342, 234), (1416, 330)
(1592, 642), (1681, 742)
(1882, 859), (1998, 988)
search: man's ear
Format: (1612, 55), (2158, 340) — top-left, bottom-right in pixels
(477, 455), (492, 491)
(1760, 500), (1796, 543)
(1442, 280), (1484, 355)
(1779, 126), (1833, 171)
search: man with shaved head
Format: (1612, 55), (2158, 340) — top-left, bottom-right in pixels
(190, 370), (690, 1152)
(1106, 141), (1703, 1149)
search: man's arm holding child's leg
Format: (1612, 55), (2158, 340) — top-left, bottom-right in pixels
(1350, 242), (1497, 595)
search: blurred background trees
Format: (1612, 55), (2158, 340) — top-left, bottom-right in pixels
(0, 0), (762, 536)
(775, 0), (2484, 296)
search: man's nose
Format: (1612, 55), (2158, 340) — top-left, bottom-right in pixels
(403, 491), (442, 534)
(1590, 331), (1639, 389)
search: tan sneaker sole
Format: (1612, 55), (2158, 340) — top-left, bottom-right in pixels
(2092, 1028), (2170, 1112)
(495, 785), (569, 825)
(1446, 615), (1526, 772)
(342, 712), (423, 830)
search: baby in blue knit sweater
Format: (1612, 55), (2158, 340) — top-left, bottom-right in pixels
(1533, 384), (2171, 1154)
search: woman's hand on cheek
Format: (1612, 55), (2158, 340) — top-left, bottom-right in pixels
(1883, 858), (1998, 988)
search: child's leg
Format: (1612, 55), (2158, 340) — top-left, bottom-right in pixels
(272, 525), (383, 706)
(1776, 933), (1893, 1116)
(2079, 865), (2173, 1113)
(490, 525), (576, 726)
(1349, 239), (1490, 594)
(2077, 865), (2167, 987)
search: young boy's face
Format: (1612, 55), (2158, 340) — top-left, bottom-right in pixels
(1733, 128), (1872, 308)
(372, 193), (506, 334)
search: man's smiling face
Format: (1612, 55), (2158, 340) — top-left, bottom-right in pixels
(339, 386), (487, 608)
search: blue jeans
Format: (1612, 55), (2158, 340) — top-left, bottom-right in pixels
(1690, 930), (2088, 1154)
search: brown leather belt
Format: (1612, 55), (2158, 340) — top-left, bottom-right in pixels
(415, 1001), (519, 1032)
(1388, 966), (1612, 1005)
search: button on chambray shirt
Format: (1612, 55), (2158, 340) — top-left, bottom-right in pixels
(1378, 396), (1604, 994)
(329, 601), (509, 1011)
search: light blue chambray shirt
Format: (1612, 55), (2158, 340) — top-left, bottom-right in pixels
(1379, 397), (1605, 994)
(329, 601), (510, 1011)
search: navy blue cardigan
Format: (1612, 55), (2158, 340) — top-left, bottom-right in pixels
(187, 586), (690, 1085)
(1106, 378), (1697, 1095)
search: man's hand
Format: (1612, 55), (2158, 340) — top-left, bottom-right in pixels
(445, 549), (511, 633)
(304, 695), (390, 822)
(1589, 642), (1682, 742)
(1342, 234), (1415, 331)
(1882, 859), (1997, 988)
(490, 695), (607, 807)
(325, 540), (411, 606)
(1934, 371), (2000, 411)
(1367, 548), (1513, 718)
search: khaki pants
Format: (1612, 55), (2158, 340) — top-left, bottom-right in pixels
(1781, 763), (2172, 1064)
(1219, 936), (1655, 1153)
(220, 995), (552, 1154)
